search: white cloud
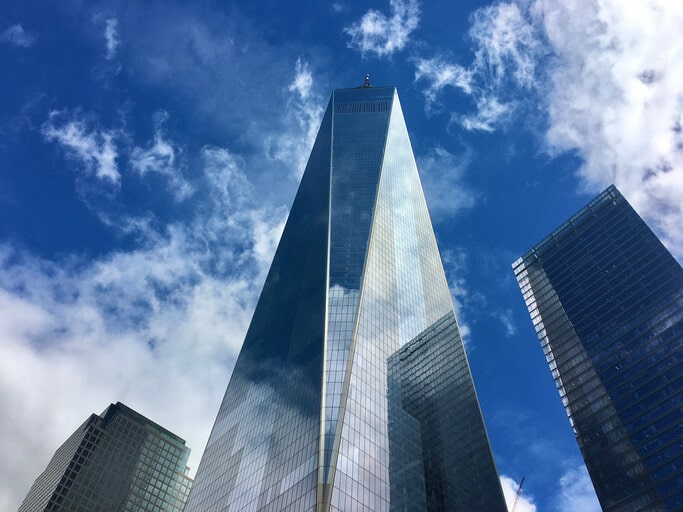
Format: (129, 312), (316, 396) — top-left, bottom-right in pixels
(555, 465), (601, 512)
(202, 146), (252, 209)
(104, 17), (120, 60)
(469, 4), (539, 89)
(414, 58), (473, 108)
(345, 0), (420, 58)
(417, 145), (476, 219)
(495, 308), (517, 337)
(199, 146), (288, 274)
(265, 58), (324, 178)
(415, 56), (513, 131)
(534, 0), (683, 257)
(42, 110), (120, 184)
(458, 95), (513, 132)
(0, 24), (35, 48)
(418, 0), (683, 257)
(441, 248), (481, 350)
(501, 475), (537, 512)
(415, 3), (539, 131)
(130, 135), (175, 175)
(43, 109), (196, 205)
(197, 147), (287, 277)
(0, 248), (252, 511)
(130, 111), (193, 201)
(0, 145), (287, 510)
(288, 58), (313, 100)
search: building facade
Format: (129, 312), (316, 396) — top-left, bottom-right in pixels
(513, 185), (682, 511)
(184, 84), (506, 512)
(19, 402), (193, 512)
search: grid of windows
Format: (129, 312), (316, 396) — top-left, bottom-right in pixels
(387, 313), (507, 511)
(327, 93), (505, 511)
(513, 185), (683, 512)
(19, 403), (192, 512)
(185, 86), (506, 511)
(18, 418), (96, 512)
(336, 101), (390, 114)
(321, 87), (394, 495)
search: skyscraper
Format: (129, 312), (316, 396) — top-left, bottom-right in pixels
(19, 402), (193, 512)
(184, 84), (506, 511)
(513, 185), (683, 511)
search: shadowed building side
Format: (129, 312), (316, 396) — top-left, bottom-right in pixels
(514, 185), (683, 511)
(388, 312), (506, 511)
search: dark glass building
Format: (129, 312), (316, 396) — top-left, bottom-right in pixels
(184, 84), (506, 512)
(513, 185), (683, 511)
(19, 402), (193, 512)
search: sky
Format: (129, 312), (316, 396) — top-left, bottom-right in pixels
(1, 0), (682, 510)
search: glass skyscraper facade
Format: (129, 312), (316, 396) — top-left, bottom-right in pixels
(184, 85), (506, 512)
(513, 185), (682, 511)
(19, 402), (193, 512)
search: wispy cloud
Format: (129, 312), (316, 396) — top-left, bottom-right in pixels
(415, 3), (539, 131)
(331, 3), (347, 14)
(42, 109), (201, 210)
(104, 17), (120, 60)
(42, 110), (120, 184)
(468, 4), (538, 89)
(130, 111), (193, 201)
(119, 4), (320, 197)
(457, 96), (513, 132)
(495, 308), (517, 337)
(265, 58), (324, 178)
(414, 58), (472, 110)
(555, 465), (601, 512)
(345, 0), (420, 58)
(0, 24), (35, 48)
(440, 248), (488, 350)
(417, 145), (476, 219)
(200, 145), (287, 271)
(288, 58), (313, 100)
(417, 0), (683, 257)
(500, 475), (537, 512)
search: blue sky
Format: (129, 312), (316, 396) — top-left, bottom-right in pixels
(2, 1), (682, 510)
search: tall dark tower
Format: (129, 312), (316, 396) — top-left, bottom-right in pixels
(184, 85), (506, 512)
(513, 185), (683, 512)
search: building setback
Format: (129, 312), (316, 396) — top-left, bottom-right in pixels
(184, 83), (507, 512)
(513, 185), (682, 511)
(19, 402), (193, 512)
